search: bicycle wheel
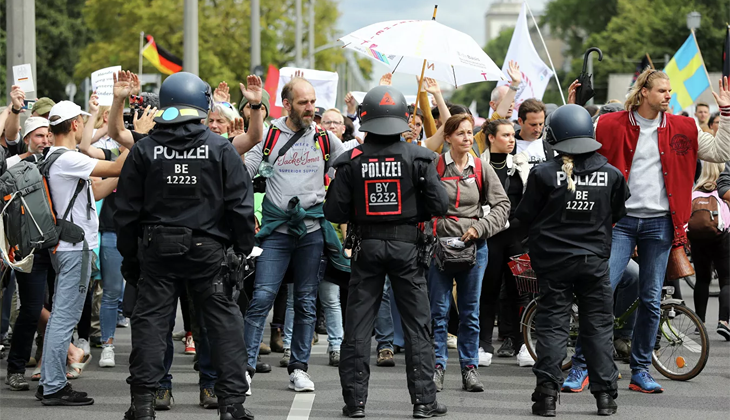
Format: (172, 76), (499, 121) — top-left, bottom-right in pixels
(652, 303), (710, 381)
(522, 301), (576, 371)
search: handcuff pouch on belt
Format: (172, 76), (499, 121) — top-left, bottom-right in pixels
(343, 223), (362, 261)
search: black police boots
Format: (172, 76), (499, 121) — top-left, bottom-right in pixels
(413, 400), (447, 418)
(124, 390), (156, 420)
(219, 402), (255, 420)
(595, 391), (618, 416)
(531, 383), (558, 417)
(342, 405), (366, 418)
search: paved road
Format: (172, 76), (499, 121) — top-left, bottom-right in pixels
(1, 285), (729, 420)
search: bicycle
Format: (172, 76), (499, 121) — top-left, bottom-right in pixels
(510, 254), (710, 381)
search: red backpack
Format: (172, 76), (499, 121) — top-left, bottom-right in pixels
(436, 153), (485, 206)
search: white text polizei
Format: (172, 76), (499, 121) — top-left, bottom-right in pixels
(361, 161), (402, 179)
(153, 145), (210, 160)
(557, 171), (608, 187)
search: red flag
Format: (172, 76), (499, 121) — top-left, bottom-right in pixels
(723, 24), (730, 79)
(264, 65), (283, 119)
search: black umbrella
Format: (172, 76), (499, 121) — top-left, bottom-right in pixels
(574, 47), (603, 106)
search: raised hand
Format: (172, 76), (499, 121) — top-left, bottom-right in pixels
(567, 79), (581, 105)
(294, 70), (305, 79)
(130, 72), (141, 95)
(423, 77), (441, 96)
(113, 71), (135, 99)
(229, 117), (246, 137)
(712, 76), (730, 108)
(507, 60), (522, 86)
(379, 73), (393, 86)
(10, 85), (25, 110)
(345, 92), (358, 115)
(214, 82), (231, 103)
(133, 105), (158, 134)
(240, 75), (263, 105)
(89, 92), (100, 114)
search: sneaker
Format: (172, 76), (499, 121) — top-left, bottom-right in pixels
(288, 369), (315, 392)
(478, 347), (492, 367)
(717, 321), (730, 341)
(245, 371), (253, 396)
(561, 366), (589, 392)
(433, 365), (445, 392)
(76, 338), (91, 356)
(461, 365), (484, 392)
(629, 371), (663, 393)
(329, 350), (340, 367)
(171, 330), (187, 341)
(41, 383), (94, 406)
(280, 348), (291, 367)
(199, 387), (218, 408)
(184, 332), (196, 355)
(5, 372), (29, 391)
(116, 313), (129, 328)
(155, 388), (174, 410)
(497, 337), (516, 357)
(516, 344), (535, 367)
(376, 348), (395, 367)
(447, 334), (457, 349)
(99, 346), (116, 368)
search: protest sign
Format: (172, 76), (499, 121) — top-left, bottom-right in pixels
(13, 64), (35, 93)
(275, 68), (339, 110)
(91, 66), (122, 106)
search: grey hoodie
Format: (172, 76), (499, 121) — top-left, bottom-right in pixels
(245, 117), (344, 234)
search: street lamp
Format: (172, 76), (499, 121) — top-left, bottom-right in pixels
(687, 11), (701, 31)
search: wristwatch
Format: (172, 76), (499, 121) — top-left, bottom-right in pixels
(11, 106), (21, 114)
(250, 102), (262, 110)
(509, 84), (519, 91)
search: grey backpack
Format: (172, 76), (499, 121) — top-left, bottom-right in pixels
(0, 149), (86, 261)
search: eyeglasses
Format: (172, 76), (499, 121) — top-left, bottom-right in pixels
(322, 120), (343, 126)
(216, 101), (236, 110)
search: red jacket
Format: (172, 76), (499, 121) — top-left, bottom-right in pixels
(595, 111), (697, 246)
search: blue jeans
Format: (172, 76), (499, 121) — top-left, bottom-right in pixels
(428, 240), (488, 370)
(283, 284), (294, 349)
(244, 231), (323, 373)
(319, 277), (343, 353)
(41, 250), (92, 395)
(100, 232), (124, 345)
(572, 216), (673, 373)
(374, 278), (394, 352)
(615, 258), (640, 339)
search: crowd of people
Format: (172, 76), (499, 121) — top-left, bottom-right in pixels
(0, 62), (728, 420)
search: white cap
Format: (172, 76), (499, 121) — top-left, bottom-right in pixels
(23, 117), (50, 138)
(48, 101), (91, 126)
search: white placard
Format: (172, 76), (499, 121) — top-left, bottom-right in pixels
(13, 64), (35, 93)
(91, 66), (122, 106)
(275, 67), (339, 110)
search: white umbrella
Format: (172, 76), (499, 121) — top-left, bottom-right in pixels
(338, 19), (506, 87)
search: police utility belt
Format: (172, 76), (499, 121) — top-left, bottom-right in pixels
(345, 223), (434, 268)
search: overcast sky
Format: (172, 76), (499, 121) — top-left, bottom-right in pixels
(334, 0), (550, 92)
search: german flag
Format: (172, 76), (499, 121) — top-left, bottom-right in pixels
(142, 34), (183, 75)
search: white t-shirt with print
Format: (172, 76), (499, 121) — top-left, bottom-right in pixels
(46, 146), (99, 251)
(516, 139), (547, 164)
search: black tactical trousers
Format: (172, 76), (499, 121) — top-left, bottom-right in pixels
(533, 255), (618, 394)
(127, 234), (248, 404)
(339, 239), (437, 407)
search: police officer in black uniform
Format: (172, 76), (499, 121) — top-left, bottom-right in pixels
(513, 104), (629, 417)
(115, 72), (255, 420)
(324, 86), (449, 419)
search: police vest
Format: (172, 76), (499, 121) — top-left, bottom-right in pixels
(348, 142), (420, 224)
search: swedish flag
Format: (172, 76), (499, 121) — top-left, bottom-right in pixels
(664, 33), (710, 114)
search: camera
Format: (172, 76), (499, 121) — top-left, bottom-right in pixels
(123, 92), (160, 131)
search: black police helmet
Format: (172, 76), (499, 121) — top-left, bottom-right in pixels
(154, 72), (212, 124)
(544, 104), (602, 155)
(358, 86), (411, 136)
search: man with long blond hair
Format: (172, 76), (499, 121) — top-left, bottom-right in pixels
(565, 70), (730, 394)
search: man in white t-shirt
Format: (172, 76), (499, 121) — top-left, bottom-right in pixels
(39, 101), (128, 406)
(515, 98), (549, 165)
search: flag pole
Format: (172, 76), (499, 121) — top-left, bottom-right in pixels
(645, 53), (655, 70)
(525, 1), (565, 104)
(690, 28), (717, 106)
(139, 32), (144, 75)
(411, 5), (438, 145)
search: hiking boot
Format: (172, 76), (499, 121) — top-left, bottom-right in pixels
(342, 405), (366, 418)
(219, 402), (255, 420)
(256, 355), (271, 373)
(41, 383), (94, 406)
(413, 400), (447, 418)
(497, 337), (516, 357)
(270, 325), (284, 353)
(5, 372), (29, 391)
(376, 348), (395, 367)
(289, 369), (315, 392)
(531, 383), (558, 417)
(155, 388), (174, 410)
(200, 387), (218, 409)
(461, 365), (484, 392)
(260, 341), (271, 355)
(433, 365), (445, 392)
(124, 391), (155, 420)
(280, 348), (291, 367)
(329, 350), (340, 367)
(595, 391), (618, 416)
(629, 371), (663, 393)
(613, 338), (631, 361)
(561, 366), (589, 392)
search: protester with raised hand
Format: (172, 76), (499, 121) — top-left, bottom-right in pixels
(230, 75), (265, 155)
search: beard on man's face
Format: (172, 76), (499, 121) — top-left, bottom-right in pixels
(289, 107), (314, 131)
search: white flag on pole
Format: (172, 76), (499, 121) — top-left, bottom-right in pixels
(499, 2), (554, 118)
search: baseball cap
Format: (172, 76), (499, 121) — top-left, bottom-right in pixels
(23, 117), (50, 138)
(48, 101), (91, 126)
(315, 106), (325, 118)
(31, 97), (56, 116)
